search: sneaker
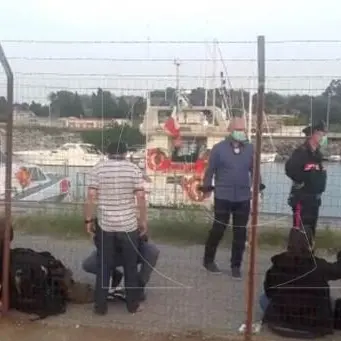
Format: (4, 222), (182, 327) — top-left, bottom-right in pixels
(203, 262), (222, 274)
(231, 267), (242, 279)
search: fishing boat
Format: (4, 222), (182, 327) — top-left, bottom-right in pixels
(0, 159), (71, 203)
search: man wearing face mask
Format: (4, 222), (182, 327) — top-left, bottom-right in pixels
(285, 120), (327, 237)
(201, 116), (256, 279)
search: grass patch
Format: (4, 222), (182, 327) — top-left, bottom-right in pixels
(13, 213), (341, 250)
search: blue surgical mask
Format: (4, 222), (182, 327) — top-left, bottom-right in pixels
(231, 130), (247, 142)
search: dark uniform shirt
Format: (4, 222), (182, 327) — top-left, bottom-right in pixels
(285, 142), (327, 199)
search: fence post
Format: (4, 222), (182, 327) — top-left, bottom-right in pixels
(0, 42), (14, 315)
(244, 35), (265, 341)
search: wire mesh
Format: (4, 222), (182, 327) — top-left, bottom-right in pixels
(0, 39), (341, 339)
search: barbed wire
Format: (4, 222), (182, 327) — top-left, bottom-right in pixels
(6, 57), (341, 62)
(12, 72), (341, 79)
(3, 39), (341, 44)
(0, 83), (330, 92)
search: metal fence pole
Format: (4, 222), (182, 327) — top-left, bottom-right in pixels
(244, 36), (265, 341)
(0, 42), (14, 315)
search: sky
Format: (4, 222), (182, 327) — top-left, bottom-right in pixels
(1, 0), (341, 103)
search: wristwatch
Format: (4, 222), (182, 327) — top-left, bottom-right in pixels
(84, 219), (94, 224)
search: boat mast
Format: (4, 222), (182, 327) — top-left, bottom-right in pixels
(326, 93), (331, 131)
(204, 44), (208, 107)
(248, 88), (253, 141)
(212, 39), (217, 123)
(174, 59), (181, 112)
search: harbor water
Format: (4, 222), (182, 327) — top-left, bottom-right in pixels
(42, 163), (341, 218)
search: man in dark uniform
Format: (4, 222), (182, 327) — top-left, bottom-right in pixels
(285, 120), (328, 237)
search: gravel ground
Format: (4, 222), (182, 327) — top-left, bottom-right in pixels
(10, 234), (341, 337)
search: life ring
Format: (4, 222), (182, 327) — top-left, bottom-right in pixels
(15, 167), (31, 188)
(183, 176), (205, 202)
(147, 149), (167, 171)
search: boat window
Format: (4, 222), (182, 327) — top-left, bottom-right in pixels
(158, 110), (172, 124)
(202, 110), (214, 124)
(170, 138), (207, 163)
(60, 145), (77, 151)
(80, 144), (101, 155)
(27, 167), (46, 181)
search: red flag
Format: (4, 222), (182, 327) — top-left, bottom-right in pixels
(164, 107), (181, 146)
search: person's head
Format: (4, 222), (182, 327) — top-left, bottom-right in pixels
(228, 116), (248, 143)
(106, 141), (128, 160)
(302, 120), (327, 150)
(287, 227), (314, 256)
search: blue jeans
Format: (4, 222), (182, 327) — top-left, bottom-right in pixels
(259, 293), (270, 313)
(83, 240), (160, 287)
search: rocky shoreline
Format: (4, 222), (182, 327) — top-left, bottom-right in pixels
(3, 127), (341, 160)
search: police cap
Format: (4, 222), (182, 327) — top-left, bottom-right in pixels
(302, 120), (326, 137)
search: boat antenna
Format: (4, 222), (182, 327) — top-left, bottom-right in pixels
(204, 44), (208, 107)
(216, 40), (233, 110)
(174, 58), (181, 113)
(326, 93), (331, 131)
(212, 39), (217, 111)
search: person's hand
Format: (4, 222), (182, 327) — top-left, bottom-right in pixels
(138, 221), (148, 237)
(203, 191), (212, 200)
(85, 221), (95, 236)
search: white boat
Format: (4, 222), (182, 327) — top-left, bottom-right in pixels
(260, 152), (277, 163)
(328, 154), (341, 162)
(13, 143), (105, 167)
(0, 161), (71, 202)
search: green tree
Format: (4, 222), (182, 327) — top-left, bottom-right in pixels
(81, 126), (144, 151)
(0, 96), (7, 121)
(91, 88), (118, 118)
(29, 101), (49, 117)
(48, 91), (84, 118)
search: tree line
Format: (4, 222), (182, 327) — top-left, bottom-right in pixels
(0, 79), (340, 126)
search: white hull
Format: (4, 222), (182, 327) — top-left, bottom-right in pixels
(328, 155), (341, 162)
(13, 153), (102, 167)
(260, 153), (277, 163)
(0, 164), (71, 203)
(13, 143), (105, 168)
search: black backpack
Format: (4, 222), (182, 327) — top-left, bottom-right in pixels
(9, 248), (69, 320)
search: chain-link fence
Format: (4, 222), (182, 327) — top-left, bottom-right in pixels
(1, 37), (341, 340)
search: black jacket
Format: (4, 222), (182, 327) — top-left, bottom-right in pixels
(285, 142), (327, 200)
(263, 251), (341, 336)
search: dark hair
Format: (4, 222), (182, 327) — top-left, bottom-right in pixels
(106, 142), (128, 157)
(287, 227), (313, 255)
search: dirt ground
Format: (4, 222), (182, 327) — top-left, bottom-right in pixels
(0, 315), (239, 341)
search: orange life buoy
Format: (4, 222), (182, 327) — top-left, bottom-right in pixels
(183, 176), (205, 202)
(147, 149), (166, 171)
(15, 167), (31, 188)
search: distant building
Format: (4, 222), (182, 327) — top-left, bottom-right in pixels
(273, 125), (306, 137)
(58, 117), (131, 129)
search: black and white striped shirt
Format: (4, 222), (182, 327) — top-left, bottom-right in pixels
(87, 159), (144, 232)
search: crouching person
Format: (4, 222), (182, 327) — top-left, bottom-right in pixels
(82, 222), (160, 301)
(261, 226), (341, 338)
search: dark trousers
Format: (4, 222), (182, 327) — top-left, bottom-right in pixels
(94, 225), (141, 313)
(204, 198), (250, 269)
(292, 200), (320, 237)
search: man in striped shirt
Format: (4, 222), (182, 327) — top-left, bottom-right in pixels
(84, 141), (147, 315)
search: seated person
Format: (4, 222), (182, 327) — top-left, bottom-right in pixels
(261, 226), (341, 338)
(83, 225), (160, 301)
